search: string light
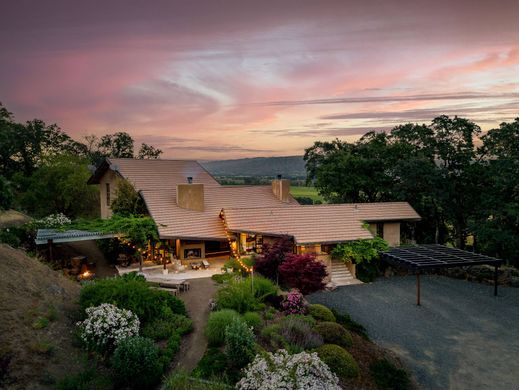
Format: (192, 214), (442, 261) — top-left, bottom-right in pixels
(220, 210), (252, 273)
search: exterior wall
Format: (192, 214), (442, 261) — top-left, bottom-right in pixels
(383, 222), (401, 246)
(99, 170), (118, 219)
(368, 223), (377, 236)
(296, 244), (321, 255)
(176, 184), (204, 211)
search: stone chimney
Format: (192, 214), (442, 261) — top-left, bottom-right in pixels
(272, 174), (291, 203)
(177, 178), (204, 211)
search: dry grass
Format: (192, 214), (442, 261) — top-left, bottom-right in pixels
(0, 210), (31, 228)
(0, 244), (85, 389)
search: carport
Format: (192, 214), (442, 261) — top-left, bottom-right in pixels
(382, 244), (503, 305)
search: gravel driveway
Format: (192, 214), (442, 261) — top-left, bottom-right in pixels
(308, 275), (519, 390)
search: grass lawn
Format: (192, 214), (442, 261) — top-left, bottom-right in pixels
(290, 186), (325, 203)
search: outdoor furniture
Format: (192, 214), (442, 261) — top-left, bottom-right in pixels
(190, 262), (202, 270)
(181, 281), (190, 291)
(202, 260), (210, 269)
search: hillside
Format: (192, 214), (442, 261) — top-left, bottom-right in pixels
(0, 245), (83, 389)
(201, 156), (306, 177)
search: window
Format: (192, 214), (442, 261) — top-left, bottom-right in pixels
(106, 183), (110, 206)
(376, 223), (384, 238)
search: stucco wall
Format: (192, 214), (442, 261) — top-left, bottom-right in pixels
(99, 170), (118, 219)
(383, 222), (401, 246)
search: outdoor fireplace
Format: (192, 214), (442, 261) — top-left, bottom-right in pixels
(184, 248), (202, 259)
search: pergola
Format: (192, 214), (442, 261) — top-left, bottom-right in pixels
(382, 244), (503, 305)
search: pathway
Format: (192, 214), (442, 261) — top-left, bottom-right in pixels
(172, 277), (218, 372)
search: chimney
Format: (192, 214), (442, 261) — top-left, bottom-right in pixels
(177, 178), (204, 211)
(272, 174), (291, 203)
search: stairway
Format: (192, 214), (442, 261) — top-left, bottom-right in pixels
(330, 260), (363, 286)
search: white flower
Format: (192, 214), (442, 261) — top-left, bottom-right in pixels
(36, 213), (72, 228)
(237, 349), (340, 390)
(77, 303), (139, 352)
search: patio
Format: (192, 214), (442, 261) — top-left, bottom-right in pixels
(116, 257), (227, 280)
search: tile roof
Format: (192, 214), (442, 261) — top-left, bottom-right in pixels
(89, 158), (220, 190)
(141, 186), (299, 240)
(222, 202), (420, 245)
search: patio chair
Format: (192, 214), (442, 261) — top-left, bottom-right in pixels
(202, 260), (210, 269)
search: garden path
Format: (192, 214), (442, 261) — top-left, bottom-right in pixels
(171, 277), (218, 372)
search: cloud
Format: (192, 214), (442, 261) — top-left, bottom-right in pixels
(250, 127), (391, 138)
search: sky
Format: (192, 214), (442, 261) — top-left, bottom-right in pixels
(1, 0), (519, 159)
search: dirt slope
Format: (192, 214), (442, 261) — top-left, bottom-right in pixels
(0, 244), (83, 389)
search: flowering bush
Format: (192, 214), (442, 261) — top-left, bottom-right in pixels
(77, 303), (140, 353)
(281, 290), (306, 315)
(35, 213), (71, 228)
(237, 349), (340, 390)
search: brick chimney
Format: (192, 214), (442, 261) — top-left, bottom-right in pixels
(272, 174), (291, 203)
(177, 178), (204, 211)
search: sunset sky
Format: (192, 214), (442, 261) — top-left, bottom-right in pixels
(2, 0), (519, 159)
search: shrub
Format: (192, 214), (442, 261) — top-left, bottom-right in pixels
(278, 253), (327, 294)
(79, 275), (186, 324)
(56, 368), (112, 390)
(370, 359), (412, 390)
(281, 290), (306, 315)
(159, 333), (182, 369)
(308, 304), (336, 322)
(237, 349), (340, 389)
(316, 344), (359, 379)
(192, 348), (229, 381)
(242, 311), (262, 331)
(165, 370), (229, 390)
(205, 309), (240, 346)
(112, 336), (163, 388)
(141, 314), (192, 341)
(211, 273), (235, 284)
(215, 276), (277, 313)
(314, 322), (353, 348)
(277, 315), (322, 353)
(225, 317), (256, 369)
(331, 308), (369, 340)
(255, 236), (293, 280)
(77, 303), (139, 353)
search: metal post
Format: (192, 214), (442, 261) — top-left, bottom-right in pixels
(494, 265), (499, 296)
(47, 239), (53, 262)
(416, 272), (421, 306)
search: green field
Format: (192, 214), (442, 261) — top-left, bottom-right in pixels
(290, 186), (325, 203)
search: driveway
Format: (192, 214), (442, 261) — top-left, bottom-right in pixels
(308, 275), (519, 389)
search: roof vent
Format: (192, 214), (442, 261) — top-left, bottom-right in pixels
(187, 176), (193, 184)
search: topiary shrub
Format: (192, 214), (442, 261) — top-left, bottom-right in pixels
(316, 344), (359, 379)
(370, 359), (412, 390)
(242, 311), (262, 332)
(205, 309), (241, 346)
(225, 317), (256, 369)
(112, 336), (163, 389)
(314, 322), (353, 348)
(237, 349), (340, 389)
(308, 304), (336, 322)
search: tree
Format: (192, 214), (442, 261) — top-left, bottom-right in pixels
(138, 143), (162, 159)
(17, 154), (99, 218)
(110, 179), (147, 216)
(278, 253), (327, 294)
(254, 237), (293, 281)
(0, 175), (13, 210)
(98, 132), (134, 158)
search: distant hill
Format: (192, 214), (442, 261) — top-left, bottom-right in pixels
(201, 156), (306, 177)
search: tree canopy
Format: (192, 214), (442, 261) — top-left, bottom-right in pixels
(305, 115), (519, 264)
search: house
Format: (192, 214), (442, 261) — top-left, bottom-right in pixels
(88, 158), (420, 282)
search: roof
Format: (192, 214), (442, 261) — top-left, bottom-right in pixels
(88, 158), (220, 190)
(35, 229), (117, 245)
(222, 202), (420, 245)
(142, 186), (299, 240)
(382, 244), (503, 270)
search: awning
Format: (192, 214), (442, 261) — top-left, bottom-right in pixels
(382, 244), (503, 305)
(35, 229), (117, 245)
